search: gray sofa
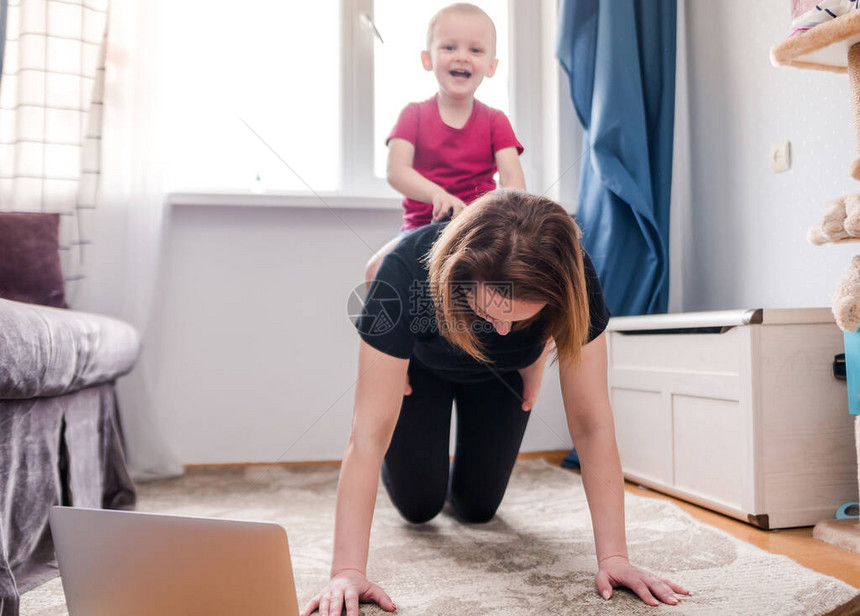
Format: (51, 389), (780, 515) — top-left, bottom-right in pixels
(0, 298), (140, 616)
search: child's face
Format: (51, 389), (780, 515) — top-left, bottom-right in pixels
(421, 11), (498, 101)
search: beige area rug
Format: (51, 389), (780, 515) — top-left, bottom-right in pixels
(21, 460), (859, 616)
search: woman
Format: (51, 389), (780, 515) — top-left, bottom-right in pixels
(302, 191), (689, 616)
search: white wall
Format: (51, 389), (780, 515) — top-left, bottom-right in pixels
(684, 0), (859, 311)
(149, 203), (574, 464)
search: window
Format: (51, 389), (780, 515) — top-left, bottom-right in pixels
(160, 0), (554, 200)
(162, 0), (341, 193)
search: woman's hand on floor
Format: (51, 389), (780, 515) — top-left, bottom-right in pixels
(301, 569), (397, 616)
(595, 555), (690, 606)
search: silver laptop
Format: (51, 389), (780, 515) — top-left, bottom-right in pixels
(49, 506), (300, 616)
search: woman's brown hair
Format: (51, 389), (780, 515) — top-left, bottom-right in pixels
(426, 190), (591, 365)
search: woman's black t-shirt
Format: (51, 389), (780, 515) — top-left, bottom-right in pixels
(356, 223), (610, 383)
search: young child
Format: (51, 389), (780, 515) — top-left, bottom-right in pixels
(365, 2), (525, 285)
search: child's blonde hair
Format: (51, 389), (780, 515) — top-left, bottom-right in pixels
(426, 3), (497, 55)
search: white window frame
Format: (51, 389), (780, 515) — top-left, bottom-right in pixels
(341, 0), (381, 197)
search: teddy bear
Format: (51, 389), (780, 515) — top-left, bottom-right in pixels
(832, 255), (860, 332)
(808, 195), (860, 331)
(808, 193), (860, 245)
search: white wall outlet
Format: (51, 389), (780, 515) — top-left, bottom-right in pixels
(770, 141), (791, 173)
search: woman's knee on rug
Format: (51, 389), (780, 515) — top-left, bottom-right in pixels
(390, 490), (447, 524)
(448, 489), (502, 524)
(381, 461), (448, 524)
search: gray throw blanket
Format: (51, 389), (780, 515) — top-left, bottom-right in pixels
(0, 299), (140, 616)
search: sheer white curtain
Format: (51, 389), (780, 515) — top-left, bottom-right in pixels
(0, 0), (109, 304)
(79, 0), (182, 479)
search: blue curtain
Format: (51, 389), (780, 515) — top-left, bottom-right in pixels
(557, 0), (676, 316)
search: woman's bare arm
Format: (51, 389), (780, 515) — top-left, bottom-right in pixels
(558, 333), (688, 606)
(333, 340), (408, 573)
(558, 333), (627, 564)
(302, 340), (408, 616)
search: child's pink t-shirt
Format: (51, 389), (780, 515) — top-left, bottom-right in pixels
(386, 97), (524, 230)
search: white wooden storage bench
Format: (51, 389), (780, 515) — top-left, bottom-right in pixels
(606, 308), (858, 529)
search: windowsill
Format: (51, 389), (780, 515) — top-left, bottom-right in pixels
(166, 191), (402, 211)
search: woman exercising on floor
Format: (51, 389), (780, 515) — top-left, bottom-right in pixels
(302, 190), (689, 615)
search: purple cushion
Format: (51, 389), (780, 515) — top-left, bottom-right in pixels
(0, 212), (68, 308)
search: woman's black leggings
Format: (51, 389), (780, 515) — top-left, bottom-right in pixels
(381, 359), (531, 524)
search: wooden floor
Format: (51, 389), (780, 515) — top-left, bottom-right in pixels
(528, 450), (860, 588)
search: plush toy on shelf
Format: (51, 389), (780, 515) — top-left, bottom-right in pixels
(832, 256), (860, 331)
(807, 193), (860, 244)
(772, 1), (860, 554)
